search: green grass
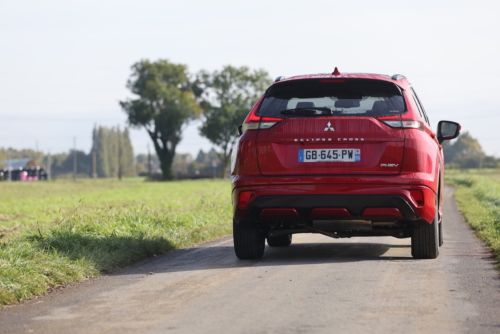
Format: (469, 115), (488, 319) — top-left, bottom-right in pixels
(0, 178), (232, 305)
(445, 169), (500, 266)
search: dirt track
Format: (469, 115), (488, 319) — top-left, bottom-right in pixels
(1, 186), (499, 333)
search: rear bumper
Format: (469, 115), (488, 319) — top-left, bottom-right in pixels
(232, 183), (436, 226)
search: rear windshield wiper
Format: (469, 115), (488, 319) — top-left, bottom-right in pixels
(280, 107), (332, 116)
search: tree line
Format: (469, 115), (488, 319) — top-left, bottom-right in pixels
(2, 129), (499, 179)
(117, 60), (500, 178)
(4, 59), (498, 178)
(0, 126), (135, 179)
(119, 60), (272, 180)
(442, 131), (500, 169)
(92, 126), (135, 178)
(136, 148), (225, 179)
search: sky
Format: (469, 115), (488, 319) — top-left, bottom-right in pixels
(1, 0), (499, 158)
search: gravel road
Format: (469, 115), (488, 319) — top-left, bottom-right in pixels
(1, 186), (499, 334)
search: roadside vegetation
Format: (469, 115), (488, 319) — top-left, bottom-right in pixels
(445, 169), (500, 266)
(0, 178), (232, 305)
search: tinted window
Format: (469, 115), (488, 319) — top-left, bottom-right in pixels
(258, 79), (406, 118)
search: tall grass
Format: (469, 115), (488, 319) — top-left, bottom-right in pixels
(446, 172), (500, 265)
(0, 179), (232, 305)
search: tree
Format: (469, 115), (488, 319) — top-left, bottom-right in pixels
(122, 128), (136, 177)
(107, 127), (118, 177)
(120, 59), (201, 180)
(451, 132), (484, 159)
(442, 131), (490, 169)
(93, 127), (110, 177)
(0, 148), (44, 166)
(91, 125), (135, 178)
(49, 150), (91, 178)
(195, 66), (272, 177)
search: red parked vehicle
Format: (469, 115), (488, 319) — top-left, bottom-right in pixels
(231, 69), (460, 260)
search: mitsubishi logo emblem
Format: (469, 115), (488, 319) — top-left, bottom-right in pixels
(324, 122), (335, 131)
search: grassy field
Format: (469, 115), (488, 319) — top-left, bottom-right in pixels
(0, 178), (233, 305)
(445, 169), (500, 266)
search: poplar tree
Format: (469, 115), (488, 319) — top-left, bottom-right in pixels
(91, 125), (135, 178)
(122, 128), (136, 176)
(95, 126), (110, 177)
(107, 127), (118, 177)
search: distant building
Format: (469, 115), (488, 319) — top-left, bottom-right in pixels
(2, 159), (31, 169)
(1, 159), (47, 181)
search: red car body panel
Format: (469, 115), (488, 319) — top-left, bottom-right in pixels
(232, 183), (437, 224)
(256, 117), (405, 176)
(232, 73), (447, 234)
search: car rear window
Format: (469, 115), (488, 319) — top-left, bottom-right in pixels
(258, 79), (406, 118)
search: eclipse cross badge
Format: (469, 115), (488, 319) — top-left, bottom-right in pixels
(324, 122), (335, 131)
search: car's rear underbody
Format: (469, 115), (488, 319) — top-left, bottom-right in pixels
(232, 181), (437, 240)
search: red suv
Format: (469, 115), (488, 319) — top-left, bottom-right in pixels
(231, 69), (460, 260)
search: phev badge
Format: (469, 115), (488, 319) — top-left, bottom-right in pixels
(324, 122), (335, 131)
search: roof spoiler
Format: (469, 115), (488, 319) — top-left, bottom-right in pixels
(391, 74), (406, 80)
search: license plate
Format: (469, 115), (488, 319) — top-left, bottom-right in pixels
(298, 149), (361, 162)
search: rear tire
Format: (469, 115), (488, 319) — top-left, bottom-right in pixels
(267, 234), (292, 247)
(411, 202), (440, 259)
(233, 221), (265, 259)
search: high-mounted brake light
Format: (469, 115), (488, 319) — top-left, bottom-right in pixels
(319, 79), (346, 83)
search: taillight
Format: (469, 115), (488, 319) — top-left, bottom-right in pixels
(242, 120), (280, 132)
(361, 208), (403, 219)
(409, 190), (424, 206)
(238, 191), (253, 208)
(242, 116), (282, 132)
(378, 116), (423, 130)
(241, 96), (282, 133)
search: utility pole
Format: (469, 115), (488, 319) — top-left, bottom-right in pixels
(7, 150), (11, 181)
(35, 141), (39, 178)
(147, 143), (152, 179)
(118, 127), (123, 180)
(46, 152), (51, 181)
(92, 151), (97, 179)
(73, 137), (77, 180)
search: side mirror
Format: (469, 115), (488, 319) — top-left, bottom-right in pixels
(238, 125), (243, 136)
(437, 120), (461, 144)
